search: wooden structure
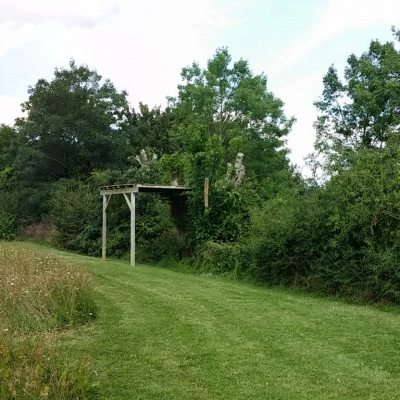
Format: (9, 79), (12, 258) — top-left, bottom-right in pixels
(100, 184), (190, 266)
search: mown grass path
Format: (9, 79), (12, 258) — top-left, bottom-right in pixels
(59, 253), (400, 399)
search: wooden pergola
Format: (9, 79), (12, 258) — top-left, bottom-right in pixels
(100, 184), (190, 266)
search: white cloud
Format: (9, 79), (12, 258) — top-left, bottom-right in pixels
(0, 0), (118, 23)
(0, 23), (40, 58)
(273, 74), (323, 170)
(267, 0), (400, 75)
(55, 0), (243, 107)
(0, 0), (241, 119)
(0, 95), (23, 125)
(0, 0), (118, 57)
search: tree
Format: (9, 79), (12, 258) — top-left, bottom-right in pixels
(15, 60), (132, 182)
(0, 125), (17, 171)
(171, 48), (295, 188)
(314, 27), (400, 170)
(129, 103), (180, 157)
(160, 48), (296, 245)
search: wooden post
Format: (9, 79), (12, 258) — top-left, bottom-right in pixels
(102, 194), (108, 260)
(204, 178), (209, 208)
(130, 192), (136, 267)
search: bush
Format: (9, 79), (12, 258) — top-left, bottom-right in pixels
(187, 181), (250, 246)
(50, 179), (101, 256)
(245, 143), (400, 305)
(193, 241), (249, 279)
(245, 189), (318, 287)
(0, 208), (16, 240)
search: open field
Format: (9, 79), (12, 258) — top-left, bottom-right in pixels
(44, 247), (400, 400)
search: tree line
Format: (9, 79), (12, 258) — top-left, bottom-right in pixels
(1, 28), (400, 304)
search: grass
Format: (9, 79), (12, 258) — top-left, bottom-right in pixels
(0, 243), (96, 331)
(0, 242), (97, 399)
(48, 248), (400, 400)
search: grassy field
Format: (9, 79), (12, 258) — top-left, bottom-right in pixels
(45, 249), (400, 400)
(0, 242), (97, 399)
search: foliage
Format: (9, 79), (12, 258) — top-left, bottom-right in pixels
(186, 180), (251, 245)
(159, 48), (295, 248)
(312, 137), (400, 302)
(315, 27), (400, 170)
(130, 103), (180, 156)
(245, 186), (319, 287)
(50, 179), (102, 256)
(246, 134), (400, 303)
(192, 241), (248, 278)
(15, 60), (131, 181)
(0, 125), (18, 175)
(0, 207), (17, 240)
(172, 47), (294, 188)
(0, 62), (133, 229)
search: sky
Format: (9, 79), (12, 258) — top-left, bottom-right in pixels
(1, 0), (400, 174)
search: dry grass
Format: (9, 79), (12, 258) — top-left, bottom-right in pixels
(0, 242), (97, 399)
(0, 242), (96, 332)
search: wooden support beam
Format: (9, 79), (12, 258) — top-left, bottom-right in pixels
(130, 192), (136, 267)
(123, 193), (131, 210)
(204, 178), (209, 208)
(100, 186), (138, 195)
(102, 194), (111, 261)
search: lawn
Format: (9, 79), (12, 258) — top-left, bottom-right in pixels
(44, 249), (400, 400)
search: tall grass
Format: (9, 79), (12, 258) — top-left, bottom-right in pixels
(0, 242), (97, 399)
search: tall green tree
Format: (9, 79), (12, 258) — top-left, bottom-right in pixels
(171, 47), (295, 189)
(15, 60), (132, 182)
(161, 48), (296, 245)
(129, 103), (181, 157)
(0, 124), (18, 190)
(315, 27), (400, 170)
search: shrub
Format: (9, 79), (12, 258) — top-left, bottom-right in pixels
(0, 207), (17, 240)
(50, 179), (101, 256)
(193, 241), (249, 279)
(245, 144), (400, 305)
(245, 189), (318, 287)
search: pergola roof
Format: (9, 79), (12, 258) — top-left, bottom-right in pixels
(100, 183), (190, 196)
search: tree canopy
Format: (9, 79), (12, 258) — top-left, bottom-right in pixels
(171, 48), (295, 188)
(314, 27), (400, 171)
(14, 60), (131, 182)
